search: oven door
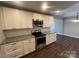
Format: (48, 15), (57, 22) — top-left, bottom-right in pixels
(36, 36), (46, 49)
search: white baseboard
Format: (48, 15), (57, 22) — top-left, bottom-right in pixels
(56, 33), (79, 39)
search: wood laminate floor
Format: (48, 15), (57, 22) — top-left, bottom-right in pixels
(21, 34), (79, 58)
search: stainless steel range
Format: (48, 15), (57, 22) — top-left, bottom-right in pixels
(32, 30), (46, 50)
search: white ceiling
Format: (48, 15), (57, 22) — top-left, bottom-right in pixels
(61, 3), (79, 18)
(0, 1), (78, 16)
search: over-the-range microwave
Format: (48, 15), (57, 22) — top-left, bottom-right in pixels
(32, 19), (43, 28)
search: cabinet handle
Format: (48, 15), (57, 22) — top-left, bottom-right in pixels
(12, 48), (17, 51)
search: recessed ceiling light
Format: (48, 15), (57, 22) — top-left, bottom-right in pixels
(14, 1), (22, 4)
(42, 2), (50, 11)
(55, 10), (61, 13)
(13, 1), (23, 6)
(15, 1), (21, 3)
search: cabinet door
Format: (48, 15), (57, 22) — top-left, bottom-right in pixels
(43, 15), (54, 27)
(3, 7), (16, 29)
(46, 34), (56, 45)
(39, 14), (43, 21)
(33, 13), (43, 20)
(17, 10), (27, 28)
(0, 7), (5, 30)
(2, 7), (23, 29)
(26, 12), (33, 28)
(0, 41), (24, 58)
(29, 38), (35, 52)
(33, 13), (39, 20)
(2, 7), (33, 29)
(23, 40), (30, 55)
(46, 35), (51, 45)
(23, 38), (35, 55)
(19, 11), (33, 28)
(6, 49), (23, 58)
(48, 16), (54, 27)
(14, 10), (22, 29)
(43, 15), (49, 27)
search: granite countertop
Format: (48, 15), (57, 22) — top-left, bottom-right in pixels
(0, 35), (35, 45)
(44, 32), (56, 34)
(0, 32), (56, 45)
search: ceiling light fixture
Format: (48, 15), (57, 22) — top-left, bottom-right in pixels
(13, 1), (23, 7)
(55, 10), (61, 13)
(15, 1), (21, 3)
(42, 2), (50, 11)
(14, 1), (22, 4)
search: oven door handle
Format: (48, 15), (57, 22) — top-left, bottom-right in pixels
(36, 36), (45, 39)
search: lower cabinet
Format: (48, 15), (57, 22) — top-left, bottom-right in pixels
(46, 33), (56, 45)
(23, 38), (35, 55)
(5, 49), (23, 58)
(0, 34), (56, 58)
(0, 37), (35, 58)
(0, 41), (24, 58)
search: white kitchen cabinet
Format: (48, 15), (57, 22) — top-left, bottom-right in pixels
(23, 38), (35, 55)
(6, 49), (23, 58)
(1, 7), (33, 30)
(29, 38), (35, 52)
(0, 7), (5, 29)
(43, 15), (54, 27)
(2, 7), (23, 29)
(48, 16), (54, 27)
(33, 13), (43, 20)
(33, 13), (54, 28)
(0, 7), (5, 43)
(0, 41), (24, 58)
(33, 13), (39, 20)
(19, 10), (33, 28)
(0, 37), (35, 58)
(43, 15), (49, 27)
(23, 39), (30, 55)
(46, 33), (56, 45)
(2, 7), (16, 29)
(1, 6), (54, 29)
(17, 10), (27, 28)
(26, 12), (33, 28)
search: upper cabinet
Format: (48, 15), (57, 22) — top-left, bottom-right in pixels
(33, 13), (54, 28)
(1, 7), (33, 30)
(48, 16), (54, 27)
(33, 13), (43, 20)
(0, 7), (54, 30)
(2, 7), (16, 29)
(17, 10), (33, 28)
(43, 15), (54, 27)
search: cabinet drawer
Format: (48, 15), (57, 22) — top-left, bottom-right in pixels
(48, 34), (56, 37)
(29, 38), (35, 52)
(3, 41), (23, 53)
(30, 38), (35, 42)
(23, 38), (35, 55)
(6, 49), (23, 58)
(46, 34), (56, 45)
